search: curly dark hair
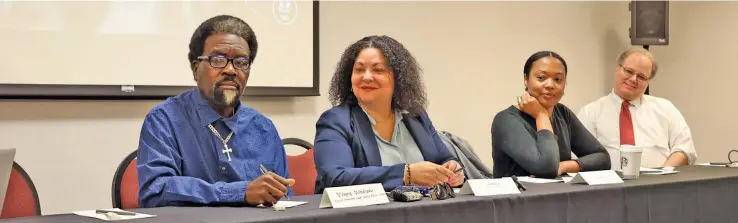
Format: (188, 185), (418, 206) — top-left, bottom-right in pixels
(328, 35), (427, 116)
(188, 15), (258, 71)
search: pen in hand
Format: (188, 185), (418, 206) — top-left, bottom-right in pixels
(259, 164), (291, 200)
(453, 168), (463, 174)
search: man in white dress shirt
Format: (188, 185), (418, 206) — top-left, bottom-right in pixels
(577, 48), (697, 168)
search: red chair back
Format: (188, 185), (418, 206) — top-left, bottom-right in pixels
(283, 138), (317, 196)
(0, 162), (40, 219)
(112, 150), (139, 209)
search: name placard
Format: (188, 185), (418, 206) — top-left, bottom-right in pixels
(458, 178), (520, 196)
(318, 183), (389, 209)
(566, 170), (623, 185)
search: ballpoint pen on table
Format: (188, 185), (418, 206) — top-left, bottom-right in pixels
(259, 163), (291, 200)
(510, 175), (527, 191)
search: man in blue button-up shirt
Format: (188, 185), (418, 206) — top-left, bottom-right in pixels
(137, 15), (293, 208)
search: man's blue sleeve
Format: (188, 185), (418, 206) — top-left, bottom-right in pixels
(264, 118), (293, 196)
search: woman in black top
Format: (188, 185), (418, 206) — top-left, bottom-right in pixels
(491, 51), (610, 179)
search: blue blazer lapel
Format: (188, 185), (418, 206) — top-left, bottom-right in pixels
(350, 106), (382, 166)
(403, 114), (437, 162)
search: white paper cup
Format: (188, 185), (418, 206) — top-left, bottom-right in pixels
(607, 148), (622, 171)
(619, 145), (643, 179)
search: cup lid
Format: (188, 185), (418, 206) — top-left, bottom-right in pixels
(619, 145), (643, 152)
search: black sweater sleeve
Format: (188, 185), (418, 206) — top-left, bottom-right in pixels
(492, 111), (560, 178)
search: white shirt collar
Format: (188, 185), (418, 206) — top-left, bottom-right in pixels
(608, 89), (643, 107)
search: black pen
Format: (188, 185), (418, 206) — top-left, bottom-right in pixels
(453, 168), (463, 174)
(511, 176), (527, 191)
(452, 163), (465, 174)
(95, 209), (137, 216)
(259, 164), (291, 200)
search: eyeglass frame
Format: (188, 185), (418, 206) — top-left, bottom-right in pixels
(429, 182), (455, 200)
(196, 55), (251, 71)
(618, 64), (650, 83)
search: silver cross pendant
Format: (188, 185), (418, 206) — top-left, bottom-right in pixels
(222, 144), (233, 162)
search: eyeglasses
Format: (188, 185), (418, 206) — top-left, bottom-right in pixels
(430, 182), (455, 200)
(197, 55), (251, 70)
(618, 64), (650, 82)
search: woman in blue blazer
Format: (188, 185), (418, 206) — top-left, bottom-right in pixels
(313, 35), (464, 193)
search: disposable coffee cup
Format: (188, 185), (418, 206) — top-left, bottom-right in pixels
(619, 145), (643, 179)
(607, 148), (621, 171)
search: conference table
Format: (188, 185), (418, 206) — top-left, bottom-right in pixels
(5, 166), (738, 223)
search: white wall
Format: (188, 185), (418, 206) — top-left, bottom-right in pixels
(0, 1), (732, 215)
(647, 2), (738, 163)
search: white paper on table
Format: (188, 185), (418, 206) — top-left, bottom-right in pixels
(73, 208), (156, 221)
(258, 200), (308, 208)
(274, 201), (308, 208)
(639, 167), (663, 173)
(697, 163), (738, 167)
(642, 170), (679, 175)
(640, 166), (679, 175)
(516, 176), (563, 183)
(562, 177), (573, 183)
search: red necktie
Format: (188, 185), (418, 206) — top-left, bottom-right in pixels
(620, 101), (635, 145)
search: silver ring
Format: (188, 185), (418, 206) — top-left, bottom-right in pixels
(517, 96), (522, 105)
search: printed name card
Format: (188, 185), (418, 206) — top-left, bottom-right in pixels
(319, 183), (389, 209)
(566, 170), (623, 185)
(458, 178), (520, 196)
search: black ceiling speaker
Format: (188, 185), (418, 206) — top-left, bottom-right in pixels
(629, 1), (669, 45)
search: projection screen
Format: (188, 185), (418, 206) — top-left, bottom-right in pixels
(0, 0), (319, 98)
